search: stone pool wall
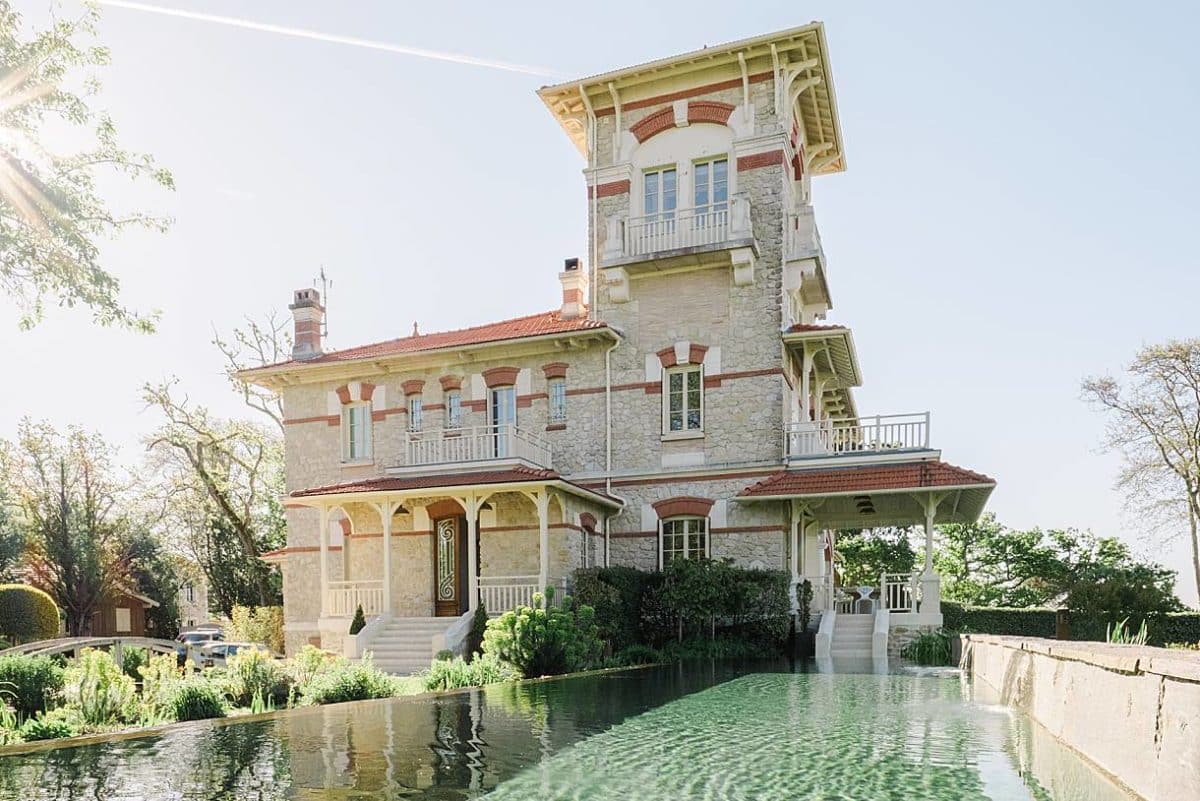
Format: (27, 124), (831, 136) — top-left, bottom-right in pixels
(885, 624), (938, 658)
(963, 634), (1200, 801)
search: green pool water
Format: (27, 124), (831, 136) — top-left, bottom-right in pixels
(0, 662), (1136, 800)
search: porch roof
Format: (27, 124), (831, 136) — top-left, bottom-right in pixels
(288, 466), (621, 509)
(736, 459), (996, 527)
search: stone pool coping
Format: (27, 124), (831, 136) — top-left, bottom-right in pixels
(0, 662), (660, 758)
(964, 635), (1198, 801)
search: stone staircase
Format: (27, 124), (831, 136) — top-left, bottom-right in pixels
(362, 617), (453, 675)
(829, 613), (874, 659)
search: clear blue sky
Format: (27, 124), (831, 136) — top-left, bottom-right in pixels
(4, 1), (1198, 604)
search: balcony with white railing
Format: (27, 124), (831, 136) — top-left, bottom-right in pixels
(398, 424), (553, 471)
(786, 412), (931, 461)
(601, 195), (755, 265)
(326, 580), (384, 618)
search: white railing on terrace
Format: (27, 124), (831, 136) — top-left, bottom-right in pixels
(405, 424), (552, 469)
(327, 580), (384, 618)
(786, 412), (931, 460)
(478, 576), (567, 616)
(881, 572), (918, 613)
(602, 195), (753, 262)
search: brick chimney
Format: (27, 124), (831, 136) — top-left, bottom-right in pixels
(558, 257), (589, 320)
(289, 288), (324, 360)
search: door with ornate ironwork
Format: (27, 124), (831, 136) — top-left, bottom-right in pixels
(433, 516), (467, 617)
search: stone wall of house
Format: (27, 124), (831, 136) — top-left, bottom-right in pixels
(886, 623), (940, 659)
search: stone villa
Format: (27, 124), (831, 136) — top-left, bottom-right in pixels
(240, 22), (995, 671)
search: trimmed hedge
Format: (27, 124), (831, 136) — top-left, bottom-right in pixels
(573, 566), (657, 651)
(0, 585), (59, 643)
(943, 601), (1200, 646)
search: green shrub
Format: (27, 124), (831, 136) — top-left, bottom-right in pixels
(900, 630), (953, 666)
(0, 585), (60, 643)
(466, 603), (489, 658)
(287, 644), (331, 692)
(1107, 618), (1149, 645)
(434, 649), (455, 662)
(299, 655), (397, 706)
(482, 588), (603, 677)
(224, 648), (291, 708)
(228, 606), (284, 654)
(0, 653), (65, 719)
(170, 679), (227, 721)
(423, 653), (515, 692)
(797, 579), (814, 631)
(19, 706), (81, 741)
(645, 559), (789, 651)
(573, 566), (657, 651)
(612, 644), (662, 665)
(138, 653), (184, 721)
(63, 649), (137, 726)
(349, 605), (367, 636)
(659, 637), (762, 661)
(120, 647), (147, 681)
(943, 602), (1200, 646)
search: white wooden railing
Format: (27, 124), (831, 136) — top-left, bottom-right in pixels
(603, 195), (753, 262)
(881, 572), (918, 613)
(326, 580), (384, 618)
(786, 412), (931, 459)
(405, 424), (552, 469)
(478, 576), (568, 615)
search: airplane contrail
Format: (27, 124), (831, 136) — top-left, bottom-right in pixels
(96, 1), (563, 78)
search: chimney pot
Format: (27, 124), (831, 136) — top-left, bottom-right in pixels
(289, 288), (324, 360)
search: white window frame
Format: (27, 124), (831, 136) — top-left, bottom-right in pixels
(548, 378), (567, 423)
(662, 364), (704, 438)
(408, 396), (423, 432)
(642, 164), (678, 220)
(342, 401), (372, 462)
(446, 390), (462, 429)
(693, 156), (729, 214)
(659, 516), (709, 568)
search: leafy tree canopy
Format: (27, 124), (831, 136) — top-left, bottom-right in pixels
(836, 528), (917, 588)
(0, 1), (172, 329)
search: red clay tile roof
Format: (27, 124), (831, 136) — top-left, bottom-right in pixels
(290, 466), (616, 503)
(259, 310), (611, 370)
(738, 460), (995, 498)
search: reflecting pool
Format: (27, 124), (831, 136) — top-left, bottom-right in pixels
(0, 661), (1136, 800)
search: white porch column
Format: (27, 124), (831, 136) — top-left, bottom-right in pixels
(465, 494), (482, 613)
(788, 501), (801, 612)
(381, 501), (394, 616)
(527, 489), (551, 594)
(919, 493), (945, 618)
(799, 348), (812, 421)
(318, 505), (330, 617)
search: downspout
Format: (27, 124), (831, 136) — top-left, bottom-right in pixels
(604, 329), (626, 566)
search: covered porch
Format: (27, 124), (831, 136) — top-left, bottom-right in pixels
(737, 458), (996, 627)
(287, 467), (619, 651)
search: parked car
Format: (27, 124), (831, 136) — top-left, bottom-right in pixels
(193, 641), (273, 670)
(176, 629), (224, 667)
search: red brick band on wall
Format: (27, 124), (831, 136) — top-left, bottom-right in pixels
(482, 366), (520, 388)
(426, 499), (465, 519)
(736, 150), (785, 171)
(587, 180), (631, 199)
(630, 106), (676, 142)
(658, 342), (708, 368)
(652, 496), (715, 519)
(439, 375), (462, 391)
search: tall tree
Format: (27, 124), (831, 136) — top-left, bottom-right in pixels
(0, 420), (135, 635)
(836, 527), (917, 588)
(1082, 339), (1200, 604)
(935, 514), (1063, 607)
(0, 2), (172, 329)
(0, 482), (26, 580)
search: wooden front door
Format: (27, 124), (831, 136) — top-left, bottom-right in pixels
(434, 516), (468, 617)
